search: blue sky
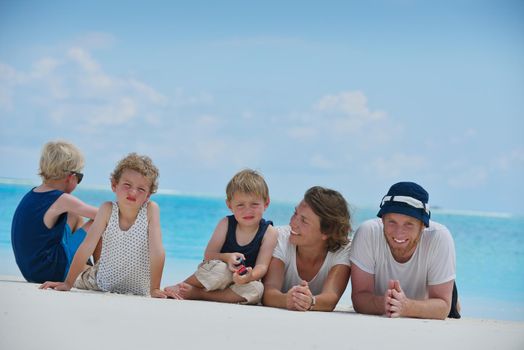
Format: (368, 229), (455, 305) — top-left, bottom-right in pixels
(1, 1), (523, 214)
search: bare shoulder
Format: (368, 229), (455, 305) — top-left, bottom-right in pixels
(54, 192), (82, 206)
(208, 217), (229, 239)
(100, 201), (113, 211)
(146, 200), (160, 218)
(262, 224), (278, 246)
(216, 216), (229, 229)
(147, 200), (160, 212)
(98, 201), (113, 216)
(265, 224), (278, 239)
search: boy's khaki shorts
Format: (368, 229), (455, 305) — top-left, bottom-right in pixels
(73, 262), (102, 291)
(195, 260), (264, 305)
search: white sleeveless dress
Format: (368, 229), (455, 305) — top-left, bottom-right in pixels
(96, 202), (151, 295)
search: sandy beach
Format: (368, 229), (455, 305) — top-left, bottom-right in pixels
(0, 275), (523, 350)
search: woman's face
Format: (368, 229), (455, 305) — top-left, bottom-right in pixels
(288, 200), (326, 247)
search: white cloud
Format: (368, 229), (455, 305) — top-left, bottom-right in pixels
(31, 58), (61, 79)
(128, 78), (167, 105)
(288, 126), (317, 140)
(2, 46), (170, 128)
(370, 153), (428, 179)
(74, 32), (116, 50)
(310, 153), (333, 170)
(494, 148), (524, 171)
(0, 62), (22, 110)
(68, 47), (101, 73)
(447, 166), (488, 189)
(212, 36), (306, 48)
(315, 91), (386, 120)
(194, 140), (228, 167)
(449, 128), (478, 145)
(311, 90), (388, 137)
(172, 88), (213, 106)
(196, 115), (221, 129)
(89, 97), (137, 126)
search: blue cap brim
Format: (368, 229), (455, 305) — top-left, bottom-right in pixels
(377, 203), (430, 227)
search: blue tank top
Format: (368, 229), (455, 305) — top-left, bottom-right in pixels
(11, 188), (69, 283)
(220, 215), (273, 268)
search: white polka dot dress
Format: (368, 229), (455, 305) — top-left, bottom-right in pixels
(96, 202), (151, 295)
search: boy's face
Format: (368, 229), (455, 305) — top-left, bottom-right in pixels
(226, 192), (269, 227)
(112, 169), (152, 209)
(64, 172), (81, 194)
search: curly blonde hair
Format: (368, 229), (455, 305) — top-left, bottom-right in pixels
(110, 153), (159, 194)
(304, 186), (351, 252)
(38, 141), (84, 182)
(226, 169), (269, 202)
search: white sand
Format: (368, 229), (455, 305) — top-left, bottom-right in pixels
(1, 275), (523, 350)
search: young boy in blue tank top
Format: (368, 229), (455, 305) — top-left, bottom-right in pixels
(11, 141), (98, 283)
(164, 169), (278, 304)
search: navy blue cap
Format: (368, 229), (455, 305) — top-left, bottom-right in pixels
(377, 182), (431, 227)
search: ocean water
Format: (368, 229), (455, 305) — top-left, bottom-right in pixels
(1, 182), (523, 321)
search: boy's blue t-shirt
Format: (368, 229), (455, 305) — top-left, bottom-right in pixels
(11, 188), (69, 283)
(220, 215), (273, 268)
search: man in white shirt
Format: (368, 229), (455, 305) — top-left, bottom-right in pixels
(350, 182), (460, 319)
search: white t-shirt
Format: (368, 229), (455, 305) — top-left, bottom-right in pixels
(349, 218), (456, 300)
(273, 225), (351, 295)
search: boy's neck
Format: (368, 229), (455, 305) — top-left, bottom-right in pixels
(37, 180), (69, 193)
(116, 201), (143, 230)
(236, 222), (260, 236)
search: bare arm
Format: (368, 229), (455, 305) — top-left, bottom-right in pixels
(262, 257), (290, 309)
(311, 264), (350, 311)
(147, 201), (167, 298)
(263, 256), (350, 311)
(290, 264), (350, 312)
(204, 217), (242, 268)
(40, 201), (111, 290)
(387, 280), (453, 320)
(51, 193), (97, 219)
(237, 225), (278, 283)
(351, 264), (386, 315)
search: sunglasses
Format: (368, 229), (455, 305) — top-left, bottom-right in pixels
(69, 171), (84, 184)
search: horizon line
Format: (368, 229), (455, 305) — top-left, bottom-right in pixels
(0, 176), (518, 219)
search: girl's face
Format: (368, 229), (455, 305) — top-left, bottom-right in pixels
(112, 169), (151, 209)
(227, 191), (268, 228)
(288, 200), (326, 247)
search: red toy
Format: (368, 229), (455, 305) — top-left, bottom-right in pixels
(235, 257), (248, 276)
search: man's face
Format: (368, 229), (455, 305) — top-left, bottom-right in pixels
(382, 212), (424, 263)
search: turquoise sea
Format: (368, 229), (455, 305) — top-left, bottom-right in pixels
(1, 182), (523, 321)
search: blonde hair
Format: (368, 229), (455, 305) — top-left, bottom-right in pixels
(226, 169), (269, 202)
(110, 153), (159, 194)
(39, 141), (84, 182)
(304, 186), (351, 252)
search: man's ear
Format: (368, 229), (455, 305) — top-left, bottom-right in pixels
(264, 196), (271, 209)
(226, 199), (232, 210)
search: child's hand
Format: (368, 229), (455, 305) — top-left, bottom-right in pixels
(227, 253), (246, 271)
(39, 281), (72, 291)
(150, 288), (168, 299)
(232, 267), (253, 285)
